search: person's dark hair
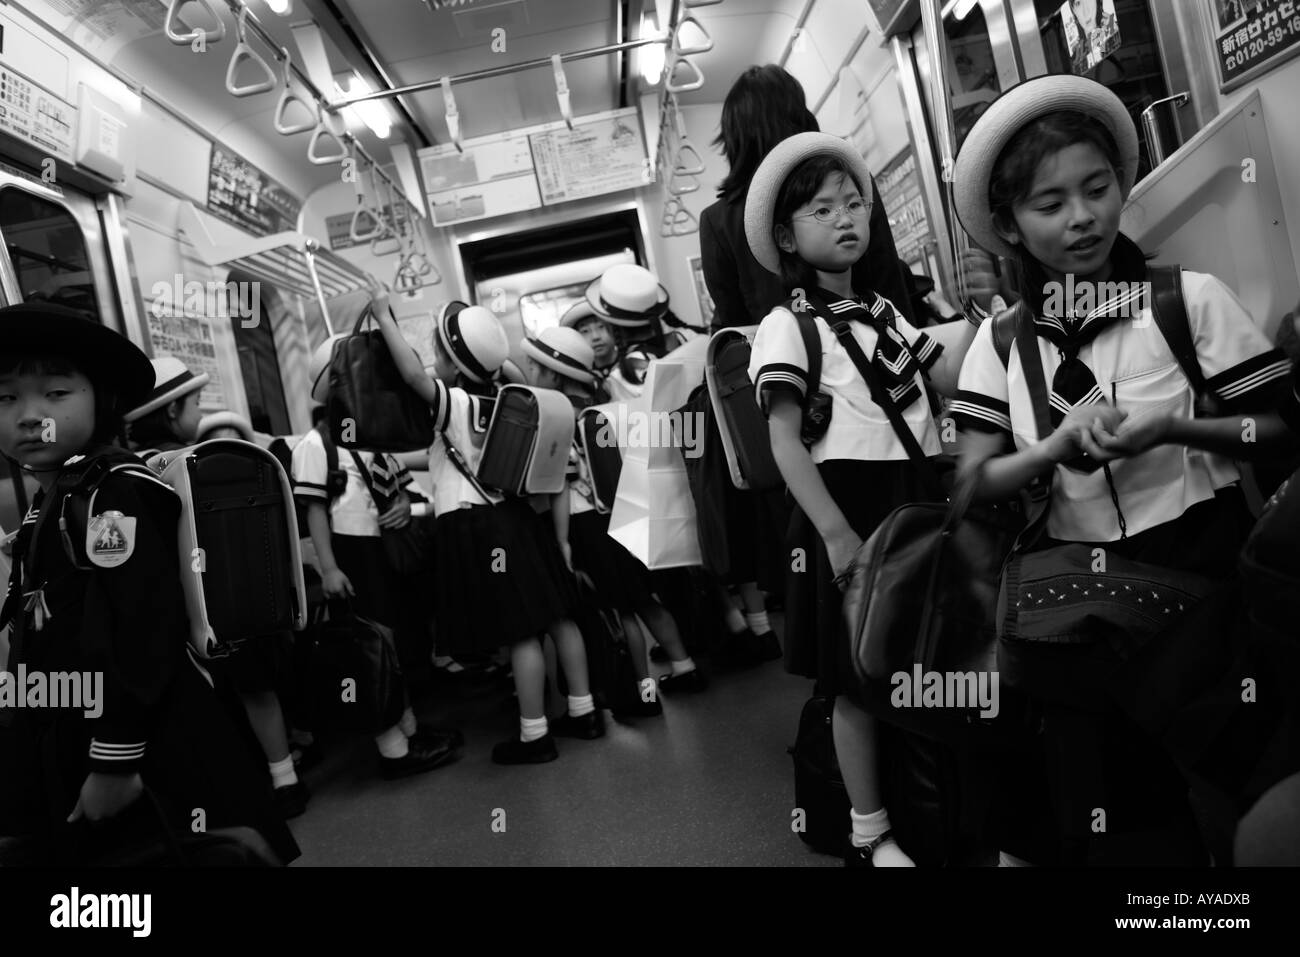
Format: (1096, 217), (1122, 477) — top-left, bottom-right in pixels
(772, 155), (865, 294)
(987, 110), (1147, 313)
(0, 353), (126, 447)
(310, 404), (329, 428)
(125, 403), (182, 451)
(715, 65), (818, 202)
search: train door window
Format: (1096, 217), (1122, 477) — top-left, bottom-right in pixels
(227, 271), (290, 435)
(1034, 0), (1171, 178)
(913, 4), (1005, 152)
(518, 282), (590, 337)
(0, 188), (101, 319)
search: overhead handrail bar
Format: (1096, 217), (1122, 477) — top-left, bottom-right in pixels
(441, 76), (464, 153)
(671, 16), (714, 56)
(551, 54), (574, 130)
(330, 37), (667, 107)
(684, 0), (724, 6)
(273, 46), (317, 133)
(166, 0), (226, 46)
(225, 6), (277, 96)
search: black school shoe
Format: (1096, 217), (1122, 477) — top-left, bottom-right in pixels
(755, 630), (783, 662)
(380, 737), (460, 780)
(273, 781), (310, 820)
(550, 710), (607, 740)
(657, 668), (710, 695)
(844, 830), (895, 868)
(491, 733), (559, 765)
(712, 630), (766, 671)
(414, 726), (466, 751)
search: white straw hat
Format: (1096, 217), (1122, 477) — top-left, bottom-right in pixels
(952, 74), (1139, 260)
(124, 356), (210, 422)
(744, 132), (876, 276)
(584, 264), (669, 327)
(522, 326), (596, 385)
(560, 299), (602, 329)
(436, 301), (509, 383)
(195, 411), (255, 442)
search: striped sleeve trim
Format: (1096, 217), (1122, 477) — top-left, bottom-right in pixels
(1207, 349), (1293, 410)
(89, 740), (146, 762)
(753, 363), (809, 398)
(429, 379), (452, 433)
(911, 332), (943, 371)
(949, 390), (1012, 434)
(293, 480), (329, 501)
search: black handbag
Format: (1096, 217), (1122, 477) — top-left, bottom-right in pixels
(301, 601), (407, 734)
(327, 305), (435, 453)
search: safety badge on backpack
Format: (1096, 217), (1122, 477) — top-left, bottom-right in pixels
(86, 510), (136, 568)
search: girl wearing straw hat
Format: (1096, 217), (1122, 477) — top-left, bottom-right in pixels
(950, 74), (1296, 863)
(370, 291), (601, 764)
(523, 326), (704, 712)
(744, 132), (979, 866)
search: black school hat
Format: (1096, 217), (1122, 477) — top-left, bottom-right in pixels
(0, 302), (156, 410)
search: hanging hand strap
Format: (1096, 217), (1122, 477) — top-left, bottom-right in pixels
(829, 320), (944, 498)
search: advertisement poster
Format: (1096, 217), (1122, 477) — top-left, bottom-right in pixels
(1212, 0), (1300, 91)
(1060, 0), (1121, 74)
(144, 311), (227, 410)
(207, 146), (303, 238)
(687, 255), (714, 328)
(875, 148), (931, 274)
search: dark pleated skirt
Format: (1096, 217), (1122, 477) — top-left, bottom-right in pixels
(431, 498), (576, 655)
(569, 509), (653, 611)
(331, 533), (399, 628)
(783, 459), (930, 696)
(720, 483), (791, 594)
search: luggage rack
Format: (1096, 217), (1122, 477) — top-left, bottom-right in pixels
(178, 202), (369, 331)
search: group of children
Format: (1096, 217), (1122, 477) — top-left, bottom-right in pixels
(1, 71), (1295, 866)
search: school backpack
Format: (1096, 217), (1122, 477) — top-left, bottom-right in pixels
(1239, 467), (1300, 641)
(705, 311), (821, 492)
(59, 443), (307, 659)
(788, 696), (852, 856)
(576, 403), (623, 514)
(477, 385), (576, 495)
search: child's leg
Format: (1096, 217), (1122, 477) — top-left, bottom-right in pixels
(549, 618), (591, 703)
(638, 601), (690, 665)
(833, 696), (913, 866)
(241, 690), (292, 766)
(715, 581), (746, 633)
(622, 613), (649, 681)
(510, 637), (548, 721)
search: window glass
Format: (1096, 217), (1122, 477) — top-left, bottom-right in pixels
(0, 188), (100, 319)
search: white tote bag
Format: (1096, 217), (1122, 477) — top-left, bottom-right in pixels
(606, 341), (707, 569)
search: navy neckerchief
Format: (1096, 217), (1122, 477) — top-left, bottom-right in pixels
(1031, 234), (1149, 435)
(805, 285), (926, 413)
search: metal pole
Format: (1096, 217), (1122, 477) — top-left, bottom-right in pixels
(328, 37), (667, 107)
(303, 243), (335, 337)
(918, 0), (970, 299)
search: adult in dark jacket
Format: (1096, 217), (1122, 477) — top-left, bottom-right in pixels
(700, 66), (916, 330)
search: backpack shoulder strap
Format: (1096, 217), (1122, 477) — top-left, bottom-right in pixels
(1011, 301), (1053, 443)
(1147, 265), (1207, 394)
(792, 308), (823, 400)
(992, 303), (1020, 369)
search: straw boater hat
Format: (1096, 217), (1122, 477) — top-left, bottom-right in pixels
(952, 74), (1139, 260)
(560, 300), (601, 330)
(436, 301), (509, 383)
(522, 326), (596, 386)
(584, 264), (670, 327)
(195, 411), (255, 442)
(308, 333), (346, 405)
(125, 356), (210, 422)
(744, 131), (876, 277)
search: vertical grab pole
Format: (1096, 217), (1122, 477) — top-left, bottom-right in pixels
(303, 241), (335, 336)
(918, 0), (969, 305)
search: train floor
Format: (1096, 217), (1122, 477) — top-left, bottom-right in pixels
(288, 615), (839, 867)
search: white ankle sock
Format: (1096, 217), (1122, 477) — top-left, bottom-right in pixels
(375, 725), (409, 759)
(268, 756), (298, 789)
(850, 807), (914, 866)
(567, 694), (594, 717)
(745, 611), (771, 635)
(520, 715), (548, 742)
(998, 850), (1034, 867)
(399, 707), (417, 737)
(723, 606), (746, 633)
(670, 656), (696, 676)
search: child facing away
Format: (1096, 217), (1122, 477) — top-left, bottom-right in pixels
(949, 74), (1296, 862)
(744, 133), (978, 865)
(369, 288), (605, 764)
(521, 325), (706, 710)
(0, 302), (298, 865)
(293, 334), (462, 780)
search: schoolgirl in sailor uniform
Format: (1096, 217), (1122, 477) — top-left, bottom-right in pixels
(522, 327), (704, 712)
(745, 133), (978, 866)
(371, 290), (600, 764)
(950, 75), (1297, 863)
(0, 303), (297, 865)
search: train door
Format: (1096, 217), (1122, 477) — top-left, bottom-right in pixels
(0, 163), (126, 539)
(227, 268), (291, 436)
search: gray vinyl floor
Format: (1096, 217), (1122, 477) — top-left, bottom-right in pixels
(287, 622), (839, 867)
